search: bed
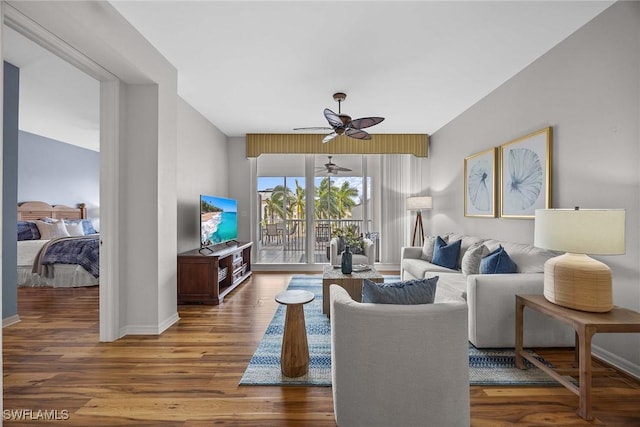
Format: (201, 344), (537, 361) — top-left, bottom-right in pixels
(17, 201), (99, 288)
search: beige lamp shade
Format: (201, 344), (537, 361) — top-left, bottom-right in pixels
(406, 196), (433, 211)
(534, 208), (626, 312)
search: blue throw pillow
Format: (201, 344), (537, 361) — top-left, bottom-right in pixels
(480, 245), (518, 274)
(361, 277), (438, 305)
(431, 236), (462, 270)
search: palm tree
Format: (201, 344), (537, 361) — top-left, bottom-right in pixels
(335, 180), (358, 218)
(289, 179), (306, 220)
(270, 184), (293, 219)
(315, 177), (340, 220)
(264, 197), (283, 223)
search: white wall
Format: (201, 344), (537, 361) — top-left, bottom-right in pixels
(428, 1), (640, 374)
(228, 136), (253, 244)
(7, 1), (180, 335)
(176, 97), (229, 252)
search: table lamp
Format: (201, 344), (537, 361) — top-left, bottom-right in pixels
(407, 196), (433, 246)
(534, 208), (625, 312)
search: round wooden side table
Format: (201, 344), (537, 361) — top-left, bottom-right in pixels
(275, 289), (315, 377)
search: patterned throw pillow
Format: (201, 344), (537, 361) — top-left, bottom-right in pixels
(421, 235), (446, 261)
(17, 221), (41, 240)
(361, 277), (438, 305)
(461, 243), (490, 275)
(480, 245), (518, 274)
(431, 236), (462, 269)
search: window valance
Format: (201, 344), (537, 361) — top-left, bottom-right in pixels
(246, 133), (428, 158)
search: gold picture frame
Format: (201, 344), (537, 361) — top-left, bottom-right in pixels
(500, 127), (552, 219)
(464, 147), (497, 218)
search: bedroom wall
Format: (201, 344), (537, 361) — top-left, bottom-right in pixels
(3, 62), (19, 322)
(17, 131), (100, 216)
(428, 1), (640, 375)
(176, 97), (229, 253)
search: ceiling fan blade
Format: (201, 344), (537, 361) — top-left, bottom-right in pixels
(293, 126), (333, 131)
(324, 109), (344, 129)
(334, 166), (352, 172)
(350, 117), (385, 130)
(322, 132), (338, 143)
(345, 128), (372, 140)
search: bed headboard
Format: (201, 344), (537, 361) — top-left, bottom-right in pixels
(17, 201), (87, 221)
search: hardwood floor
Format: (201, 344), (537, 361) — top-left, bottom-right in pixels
(4, 273), (640, 426)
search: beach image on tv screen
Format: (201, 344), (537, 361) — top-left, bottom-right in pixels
(200, 195), (238, 246)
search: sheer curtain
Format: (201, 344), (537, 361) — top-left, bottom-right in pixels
(379, 155), (413, 264)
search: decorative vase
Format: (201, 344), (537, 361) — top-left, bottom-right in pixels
(341, 245), (353, 274)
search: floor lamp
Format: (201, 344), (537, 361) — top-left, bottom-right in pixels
(407, 196), (433, 246)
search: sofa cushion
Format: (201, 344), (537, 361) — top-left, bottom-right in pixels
(461, 243), (490, 275)
(432, 236), (461, 270)
(484, 239), (560, 273)
(480, 245), (518, 274)
(402, 258), (459, 279)
(428, 272), (468, 300)
(362, 277), (438, 305)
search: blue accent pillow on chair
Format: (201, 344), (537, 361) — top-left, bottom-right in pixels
(361, 277), (438, 305)
(480, 245), (518, 274)
(431, 236), (462, 269)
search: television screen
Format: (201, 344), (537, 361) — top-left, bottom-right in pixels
(200, 195), (238, 247)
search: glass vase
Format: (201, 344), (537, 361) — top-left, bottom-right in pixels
(341, 245), (353, 274)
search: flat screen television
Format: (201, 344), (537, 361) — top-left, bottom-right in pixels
(200, 195), (238, 248)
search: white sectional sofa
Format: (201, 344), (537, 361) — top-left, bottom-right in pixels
(401, 232), (575, 348)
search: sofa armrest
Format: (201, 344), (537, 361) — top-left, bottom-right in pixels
(401, 246), (423, 260)
(466, 273), (574, 348)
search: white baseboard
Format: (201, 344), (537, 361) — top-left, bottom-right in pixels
(593, 344), (640, 381)
(118, 312), (180, 336)
(3, 315), (21, 328)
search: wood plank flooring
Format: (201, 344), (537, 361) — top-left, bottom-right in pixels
(4, 273), (640, 426)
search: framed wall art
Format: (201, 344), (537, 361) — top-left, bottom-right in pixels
(464, 147), (497, 218)
(500, 127), (552, 219)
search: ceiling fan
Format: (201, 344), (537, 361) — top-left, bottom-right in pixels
(295, 92), (384, 143)
(316, 156), (352, 175)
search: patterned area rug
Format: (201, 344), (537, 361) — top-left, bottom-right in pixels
(240, 275), (561, 387)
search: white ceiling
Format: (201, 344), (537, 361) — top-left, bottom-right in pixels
(3, 26), (100, 151)
(3, 1), (614, 149)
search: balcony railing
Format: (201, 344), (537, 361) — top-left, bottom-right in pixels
(257, 219), (373, 264)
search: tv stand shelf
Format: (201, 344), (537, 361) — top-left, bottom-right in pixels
(177, 241), (252, 305)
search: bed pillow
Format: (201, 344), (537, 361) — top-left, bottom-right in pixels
(35, 220), (70, 240)
(431, 236), (462, 270)
(480, 245), (518, 274)
(65, 219), (97, 235)
(361, 277), (438, 305)
(65, 221), (85, 237)
(17, 221), (41, 241)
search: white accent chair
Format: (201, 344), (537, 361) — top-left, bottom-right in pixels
(329, 237), (375, 266)
(329, 284), (470, 427)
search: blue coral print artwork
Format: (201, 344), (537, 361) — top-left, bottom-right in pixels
(465, 148), (496, 217)
(500, 127), (551, 218)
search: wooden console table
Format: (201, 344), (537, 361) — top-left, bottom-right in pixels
(515, 294), (640, 420)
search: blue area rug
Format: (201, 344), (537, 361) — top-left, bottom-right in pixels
(240, 275), (560, 386)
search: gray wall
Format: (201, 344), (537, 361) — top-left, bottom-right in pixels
(176, 97), (229, 253)
(18, 130), (100, 216)
(428, 1), (639, 374)
(3, 62), (19, 321)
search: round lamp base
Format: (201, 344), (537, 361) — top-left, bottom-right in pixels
(543, 253), (613, 312)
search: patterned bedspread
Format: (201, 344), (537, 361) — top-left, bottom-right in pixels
(32, 235), (100, 278)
